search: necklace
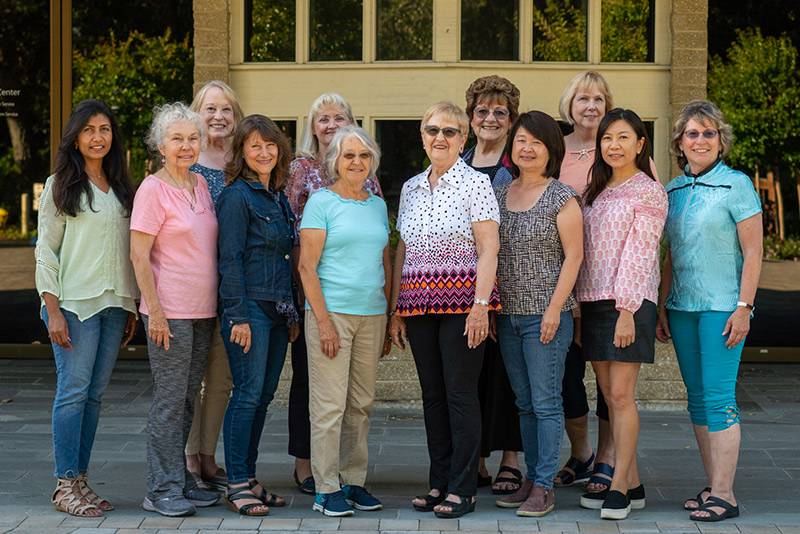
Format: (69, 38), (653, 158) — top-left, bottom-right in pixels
(163, 167), (195, 212)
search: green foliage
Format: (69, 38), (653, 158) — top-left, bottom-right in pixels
(249, 0), (295, 61)
(708, 29), (800, 174)
(309, 0), (362, 61)
(600, 0), (650, 62)
(72, 30), (193, 181)
(532, 0), (586, 61)
(763, 234), (800, 260)
(461, 0), (519, 61)
(377, 0), (433, 60)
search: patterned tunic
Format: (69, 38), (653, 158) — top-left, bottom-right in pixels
(396, 158), (501, 316)
(495, 180), (579, 315)
(575, 172), (668, 313)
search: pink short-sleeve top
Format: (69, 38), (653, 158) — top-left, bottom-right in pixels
(130, 174), (219, 319)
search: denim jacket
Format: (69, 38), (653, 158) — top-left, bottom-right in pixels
(217, 178), (295, 325)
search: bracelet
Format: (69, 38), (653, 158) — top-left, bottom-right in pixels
(474, 298), (489, 307)
(736, 301), (755, 311)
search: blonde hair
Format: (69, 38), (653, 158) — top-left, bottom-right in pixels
(420, 101), (469, 136)
(558, 71), (614, 125)
(190, 80), (244, 127)
(670, 100), (734, 170)
(296, 93), (355, 159)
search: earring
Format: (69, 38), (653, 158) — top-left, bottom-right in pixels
(681, 151), (685, 158)
(74, 142), (78, 149)
(161, 157), (165, 164)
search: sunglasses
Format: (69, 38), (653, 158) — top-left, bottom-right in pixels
(474, 108), (509, 120)
(684, 129), (718, 140)
(423, 125), (461, 138)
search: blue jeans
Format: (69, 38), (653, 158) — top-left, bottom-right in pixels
(496, 312), (572, 489)
(669, 310), (743, 432)
(43, 306), (128, 478)
(221, 300), (289, 484)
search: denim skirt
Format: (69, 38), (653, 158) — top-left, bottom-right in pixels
(581, 299), (657, 363)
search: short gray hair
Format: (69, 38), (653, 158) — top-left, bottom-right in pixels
(670, 100), (734, 170)
(145, 102), (205, 154)
(325, 126), (381, 182)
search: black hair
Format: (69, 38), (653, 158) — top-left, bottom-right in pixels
(505, 110), (565, 179)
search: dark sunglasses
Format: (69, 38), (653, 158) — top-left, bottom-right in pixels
(684, 129), (718, 140)
(474, 108), (509, 120)
(423, 125), (461, 138)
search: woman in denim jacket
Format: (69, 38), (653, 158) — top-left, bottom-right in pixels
(216, 115), (299, 516)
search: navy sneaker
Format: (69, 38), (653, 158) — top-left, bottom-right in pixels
(313, 490), (354, 517)
(342, 485), (383, 511)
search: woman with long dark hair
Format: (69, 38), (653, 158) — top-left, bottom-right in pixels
(575, 109), (667, 520)
(36, 99), (138, 517)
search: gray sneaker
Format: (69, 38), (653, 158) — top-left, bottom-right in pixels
(142, 496), (196, 517)
(184, 472), (222, 507)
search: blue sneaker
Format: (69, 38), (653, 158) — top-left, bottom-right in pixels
(342, 485), (383, 511)
(313, 490), (354, 517)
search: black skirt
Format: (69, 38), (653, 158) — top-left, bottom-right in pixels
(478, 336), (523, 455)
(581, 299), (657, 364)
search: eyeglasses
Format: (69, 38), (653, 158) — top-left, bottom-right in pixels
(474, 108), (509, 120)
(684, 129), (718, 140)
(423, 125), (461, 138)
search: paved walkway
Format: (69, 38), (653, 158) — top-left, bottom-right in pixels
(1, 358), (799, 532)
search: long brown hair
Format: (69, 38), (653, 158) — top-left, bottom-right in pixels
(584, 108), (654, 207)
(225, 115), (292, 191)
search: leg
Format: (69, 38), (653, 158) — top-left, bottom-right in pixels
(339, 314), (384, 486)
(288, 317), (312, 480)
(587, 386), (616, 492)
(307, 311), (354, 494)
(557, 337), (595, 486)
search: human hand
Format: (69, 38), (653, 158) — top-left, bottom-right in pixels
(318, 318), (341, 359)
(464, 305), (489, 349)
(540, 305), (561, 344)
(230, 323), (252, 353)
(121, 312), (138, 347)
(289, 323), (300, 343)
(613, 309), (635, 348)
(48, 308), (72, 350)
(488, 313), (497, 342)
(389, 315), (407, 350)
(572, 316), (582, 347)
(722, 307), (750, 348)
(148, 311), (173, 350)
(655, 309), (671, 343)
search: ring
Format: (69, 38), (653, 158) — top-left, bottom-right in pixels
(480, 330), (485, 335)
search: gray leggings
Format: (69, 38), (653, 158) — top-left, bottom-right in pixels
(143, 315), (215, 500)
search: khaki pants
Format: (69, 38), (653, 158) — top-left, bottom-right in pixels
(185, 321), (232, 456)
(306, 311), (385, 494)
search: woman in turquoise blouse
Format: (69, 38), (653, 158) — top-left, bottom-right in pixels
(656, 100), (762, 522)
(35, 99), (138, 517)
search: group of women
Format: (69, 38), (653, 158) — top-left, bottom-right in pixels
(35, 69), (761, 523)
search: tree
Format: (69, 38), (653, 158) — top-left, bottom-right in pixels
(72, 30), (193, 182)
(708, 28), (800, 235)
(249, 0), (295, 61)
(532, 0), (586, 61)
(600, 0), (650, 62)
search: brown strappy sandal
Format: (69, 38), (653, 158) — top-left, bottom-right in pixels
(52, 477), (103, 517)
(77, 474), (114, 511)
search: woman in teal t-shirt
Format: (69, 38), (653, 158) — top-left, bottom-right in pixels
(298, 126), (391, 517)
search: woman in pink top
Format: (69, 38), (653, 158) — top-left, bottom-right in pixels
(131, 103), (222, 517)
(575, 109), (667, 520)
(554, 70), (616, 494)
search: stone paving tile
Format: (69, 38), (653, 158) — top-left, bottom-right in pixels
(380, 519), (420, 530)
(578, 521), (620, 532)
(656, 523), (700, 531)
(69, 529), (118, 534)
(738, 527), (781, 534)
(421, 518), (463, 530)
(538, 522), (581, 532)
(337, 518), (381, 530)
(140, 517), (185, 529)
(321, 530), (379, 534)
(777, 528), (800, 534)
(15, 517), (65, 528)
(6, 530), (76, 534)
(58, 516), (107, 529)
(116, 530), (158, 534)
(178, 517), (224, 529)
(98, 516), (146, 528)
(498, 519), (540, 531)
(157, 530), (198, 534)
(458, 519), (499, 531)
(695, 525), (741, 533)
(617, 523), (661, 533)
(301, 517), (342, 529)
(0, 518), (23, 528)
(256, 518), (303, 530)
(218, 517), (265, 530)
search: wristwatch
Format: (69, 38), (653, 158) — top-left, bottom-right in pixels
(736, 301), (755, 312)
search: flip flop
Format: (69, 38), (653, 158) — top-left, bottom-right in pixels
(684, 486), (711, 510)
(690, 496), (739, 522)
(491, 466), (523, 495)
(554, 453), (595, 486)
(586, 462), (614, 493)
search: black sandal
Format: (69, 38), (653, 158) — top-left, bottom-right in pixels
(248, 479), (286, 507)
(491, 466), (523, 495)
(690, 496), (739, 522)
(434, 496), (476, 518)
(226, 486), (270, 516)
(412, 490), (446, 512)
(555, 453), (595, 487)
(684, 486), (711, 510)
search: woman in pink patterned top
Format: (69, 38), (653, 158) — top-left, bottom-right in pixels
(284, 93), (383, 494)
(575, 109), (667, 520)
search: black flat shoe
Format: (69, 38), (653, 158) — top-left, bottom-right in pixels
(434, 496), (476, 519)
(293, 469), (315, 495)
(412, 491), (446, 512)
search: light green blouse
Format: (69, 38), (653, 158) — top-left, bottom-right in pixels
(35, 175), (138, 321)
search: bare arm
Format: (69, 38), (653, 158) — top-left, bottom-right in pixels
(298, 228), (340, 358)
(723, 214), (762, 348)
(465, 219), (500, 349)
(130, 230), (172, 350)
(541, 197), (583, 344)
(388, 239), (407, 349)
(655, 246), (674, 343)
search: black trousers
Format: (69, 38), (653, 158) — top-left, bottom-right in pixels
(406, 313), (485, 496)
(288, 318), (310, 459)
(561, 341), (609, 422)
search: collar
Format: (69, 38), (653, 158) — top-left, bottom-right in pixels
(409, 158), (469, 192)
(684, 157), (722, 179)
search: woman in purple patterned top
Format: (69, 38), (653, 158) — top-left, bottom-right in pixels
(285, 93), (383, 494)
(389, 101), (500, 519)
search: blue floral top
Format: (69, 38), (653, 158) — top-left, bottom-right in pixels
(190, 163), (226, 206)
(664, 160), (761, 312)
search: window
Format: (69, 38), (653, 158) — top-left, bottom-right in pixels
(376, 0), (433, 60)
(274, 120), (297, 153)
(309, 0), (362, 61)
(601, 0), (654, 62)
(247, 0), (295, 62)
(375, 120), (428, 212)
(532, 0), (587, 61)
(461, 0), (519, 61)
